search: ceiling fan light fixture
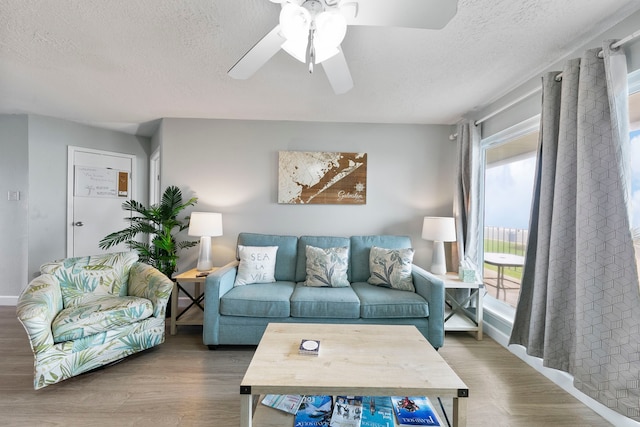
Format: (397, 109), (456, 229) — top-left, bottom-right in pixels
(279, 4), (312, 43)
(312, 11), (346, 63)
(281, 39), (308, 63)
(314, 10), (347, 46)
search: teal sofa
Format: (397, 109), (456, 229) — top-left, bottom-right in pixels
(203, 233), (445, 349)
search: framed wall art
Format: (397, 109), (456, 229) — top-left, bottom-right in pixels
(278, 151), (367, 205)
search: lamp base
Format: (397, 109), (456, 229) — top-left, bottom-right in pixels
(430, 240), (447, 275)
(196, 236), (213, 272)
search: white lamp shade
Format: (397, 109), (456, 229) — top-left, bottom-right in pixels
(280, 4), (311, 43)
(313, 11), (346, 63)
(422, 217), (456, 242)
(188, 212), (223, 237)
(281, 39), (308, 63)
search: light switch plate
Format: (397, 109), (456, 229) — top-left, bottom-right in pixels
(7, 191), (20, 201)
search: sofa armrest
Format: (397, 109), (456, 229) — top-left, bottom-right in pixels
(16, 275), (63, 354)
(412, 264), (446, 348)
(203, 260), (239, 345)
(128, 262), (174, 318)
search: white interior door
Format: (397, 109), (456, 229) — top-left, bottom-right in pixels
(67, 147), (136, 257)
(149, 147), (161, 206)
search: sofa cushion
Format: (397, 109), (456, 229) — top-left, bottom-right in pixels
(350, 235), (412, 283)
(351, 282), (429, 319)
(41, 252), (139, 308)
(237, 233), (298, 282)
(220, 282), (295, 317)
(234, 245), (278, 286)
(290, 283), (360, 318)
(367, 246), (415, 291)
(51, 294), (153, 343)
(304, 245), (350, 287)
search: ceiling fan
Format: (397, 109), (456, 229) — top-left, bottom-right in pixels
(228, 0), (458, 94)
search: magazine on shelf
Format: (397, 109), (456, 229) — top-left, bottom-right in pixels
(390, 396), (443, 426)
(294, 395), (334, 427)
(260, 394), (303, 415)
(329, 396), (363, 427)
(361, 396), (394, 427)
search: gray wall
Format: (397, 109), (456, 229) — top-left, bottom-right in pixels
(0, 114), (151, 303)
(160, 118), (456, 272)
(27, 115), (151, 280)
(0, 115), (29, 304)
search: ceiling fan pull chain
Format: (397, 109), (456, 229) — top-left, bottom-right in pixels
(308, 29), (316, 73)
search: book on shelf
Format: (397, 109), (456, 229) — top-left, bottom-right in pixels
(390, 396), (444, 426)
(299, 339), (321, 356)
(294, 395), (333, 427)
(329, 396), (363, 427)
(361, 396), (394, 427)
(260, 394), (303, 415)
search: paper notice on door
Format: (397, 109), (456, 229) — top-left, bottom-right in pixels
(74, 166), (118, 198)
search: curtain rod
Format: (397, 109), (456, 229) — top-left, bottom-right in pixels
(555, 31), (640, 80)
(448, 29), (640, 141)
(448, 87), (541, 140)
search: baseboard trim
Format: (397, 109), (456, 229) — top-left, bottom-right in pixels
(0, 296), (18, 306)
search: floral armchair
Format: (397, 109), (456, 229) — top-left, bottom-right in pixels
(16, 252), (173, 389)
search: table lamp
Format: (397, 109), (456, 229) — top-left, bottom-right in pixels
(422, 216), (456, 275)
(188, 212), (223, 271)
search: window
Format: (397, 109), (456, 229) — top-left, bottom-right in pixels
(629, 91), (640, 234)
(481, 118), (539, 309)
(628, 89), (640, 285)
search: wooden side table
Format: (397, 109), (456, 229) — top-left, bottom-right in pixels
(436, 272), (484, 340)
(170, 267), (217, 335)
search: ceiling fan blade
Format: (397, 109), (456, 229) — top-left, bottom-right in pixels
(228, 25), (285, 80)
(321, 49), (353, 95)
(344, 0), (458, 30)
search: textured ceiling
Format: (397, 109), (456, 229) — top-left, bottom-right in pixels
(1, 0), (640, 137)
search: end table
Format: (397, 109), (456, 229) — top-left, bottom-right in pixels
(436, 272), (484, 340)
(170, 267), (217, 335)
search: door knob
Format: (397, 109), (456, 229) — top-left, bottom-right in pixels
(74, 221), (84, 227)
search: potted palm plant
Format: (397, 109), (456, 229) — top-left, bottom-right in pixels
(99, 185), (199, 278)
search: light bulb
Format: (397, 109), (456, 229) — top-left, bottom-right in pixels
(279, 3), (311, 42)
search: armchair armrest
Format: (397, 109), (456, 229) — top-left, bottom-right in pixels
(128, 262), (174, 318)
(412, 264), (446, 348)
(203, 260), (239, 345)
(16, 275), (63, 354)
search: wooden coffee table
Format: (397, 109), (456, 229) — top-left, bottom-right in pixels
(240, 323), (469, 427)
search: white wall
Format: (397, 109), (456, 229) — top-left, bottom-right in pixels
(26, 115), (151, 282)
(160, 118), (456, 273)
(0, 115), (29, 304)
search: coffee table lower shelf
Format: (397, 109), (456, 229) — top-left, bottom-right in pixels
(239, 323), (469, 427)
(247, 394), (454, 427)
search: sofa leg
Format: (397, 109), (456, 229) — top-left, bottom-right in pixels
(207, 345), (218, 350)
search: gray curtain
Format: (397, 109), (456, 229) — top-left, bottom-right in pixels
(453, 121), (481, 274)
(510, 41), (640, 420)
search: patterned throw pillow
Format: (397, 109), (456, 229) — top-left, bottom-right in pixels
(304, 245), (350, 287)
(367, 246), (415, 291)
(234, 245), (279, 286)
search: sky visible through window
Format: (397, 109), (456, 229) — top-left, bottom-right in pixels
(630, 129), (640, 230)
(485, 132), (639, 232)
(484, 156), (536, 230)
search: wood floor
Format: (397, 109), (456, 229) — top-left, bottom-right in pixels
(0, 306), (611, 426)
